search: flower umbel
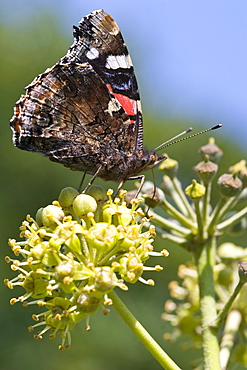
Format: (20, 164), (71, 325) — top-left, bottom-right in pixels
(5, 187), (166, 349)
(134, 138), (247, 369)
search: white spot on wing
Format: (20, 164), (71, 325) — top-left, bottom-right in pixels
(105, 54), (132, 70)
(137, 100), (142, 113)
(86, 47), (99, 60)
(106, 97), (121, 116)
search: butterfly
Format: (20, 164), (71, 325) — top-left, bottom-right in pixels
(10, 10), (166, 190)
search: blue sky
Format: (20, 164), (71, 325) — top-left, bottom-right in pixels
(1, 0), (247, 147)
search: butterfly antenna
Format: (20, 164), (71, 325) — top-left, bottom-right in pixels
(154, 124), (222, 153)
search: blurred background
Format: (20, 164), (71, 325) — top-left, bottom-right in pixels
(1, 1), (246, 369)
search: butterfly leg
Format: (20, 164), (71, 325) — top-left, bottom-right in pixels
(82, 164), (104, 194)
(126, 174), (146, 198)
(113, 179), (125, 198)
(78, 172), (87, 193)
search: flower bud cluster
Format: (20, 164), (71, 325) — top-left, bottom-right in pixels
(139, 138), (246, 248)
(134, 138), (247, 360)
(162, 243), (247, 348)
(5, 187), (166, 349)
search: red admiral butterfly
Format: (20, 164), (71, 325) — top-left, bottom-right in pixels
(11, 10), (222, 190)
(10, 10), (166, 189)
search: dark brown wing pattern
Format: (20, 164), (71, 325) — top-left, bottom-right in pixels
(10, 10), (162, 182)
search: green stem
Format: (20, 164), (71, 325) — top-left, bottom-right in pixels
(109, 291), (181, 370)
(210, 279), (244, 330)
(217, 205), (247, 233)
(202, 182), (211, 223)
(150, 211), (191, 236)
(160, 200), (196, 231)
(171, 177), (195, 220)
(194, 236), (221, 370)
(193, 199), (204, 240)
(219, 310), (242, 370)
(217, 194), (241, 221)
(207, 197), (226, 234)
(160, 233), (189, 249)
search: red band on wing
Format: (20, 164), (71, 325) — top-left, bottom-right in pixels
(106, 84), (137, 120)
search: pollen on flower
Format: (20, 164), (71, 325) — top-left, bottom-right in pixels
(5, 186), (166, 348)
(155, 265), (163, 271)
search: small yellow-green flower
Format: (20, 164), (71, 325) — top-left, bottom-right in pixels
(5, 186), (166, 349)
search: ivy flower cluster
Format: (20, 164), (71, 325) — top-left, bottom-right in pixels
(5, 187), (167, 349)
(138, 138), (247, 368)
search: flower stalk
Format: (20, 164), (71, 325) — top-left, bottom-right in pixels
(110, 291), (181, 370)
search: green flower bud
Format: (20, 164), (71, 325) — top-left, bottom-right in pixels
(159, 155), (178, 179)
(194, 155), (218, 184)
(199, 138), (223, 163)
(86, 186), (108, 222)
(42, 205), (65, 227)
(58, 187), (79, 208)
(218, 242), (247, 260)
(93, 267), (118, 293)
(54, 261), (75, 282)
(217, 173), (242, 198)
(86, 185), (108, 203)
(229, 160), (247, 188)
(73, 194), (97, 217)
(143, 187), (165, 208)
(185, 180), (205, 199)
(36, 208), (44, 227)
(75, 292), (100, 313)
(239, 262), (247, 283)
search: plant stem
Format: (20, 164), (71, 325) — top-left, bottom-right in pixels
(211, 278), (244, 330)
(194, 198), (204, 240)
(150, 211), (190, 236)
(194, 236), (221, 370)
(160, 200), (196, 231)
(171, 177), (195, 219)
(217, 205), (247, 233)
(207, 197), (226, 234)
(202, 182), (211, 223)
(219, 310), (242, 370)
(109, 291), (181, 370)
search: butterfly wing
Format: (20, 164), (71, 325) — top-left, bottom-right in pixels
(11, 61), (140, 174)
(10, 10), (150, 181)
(61, 10), (144, 151)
